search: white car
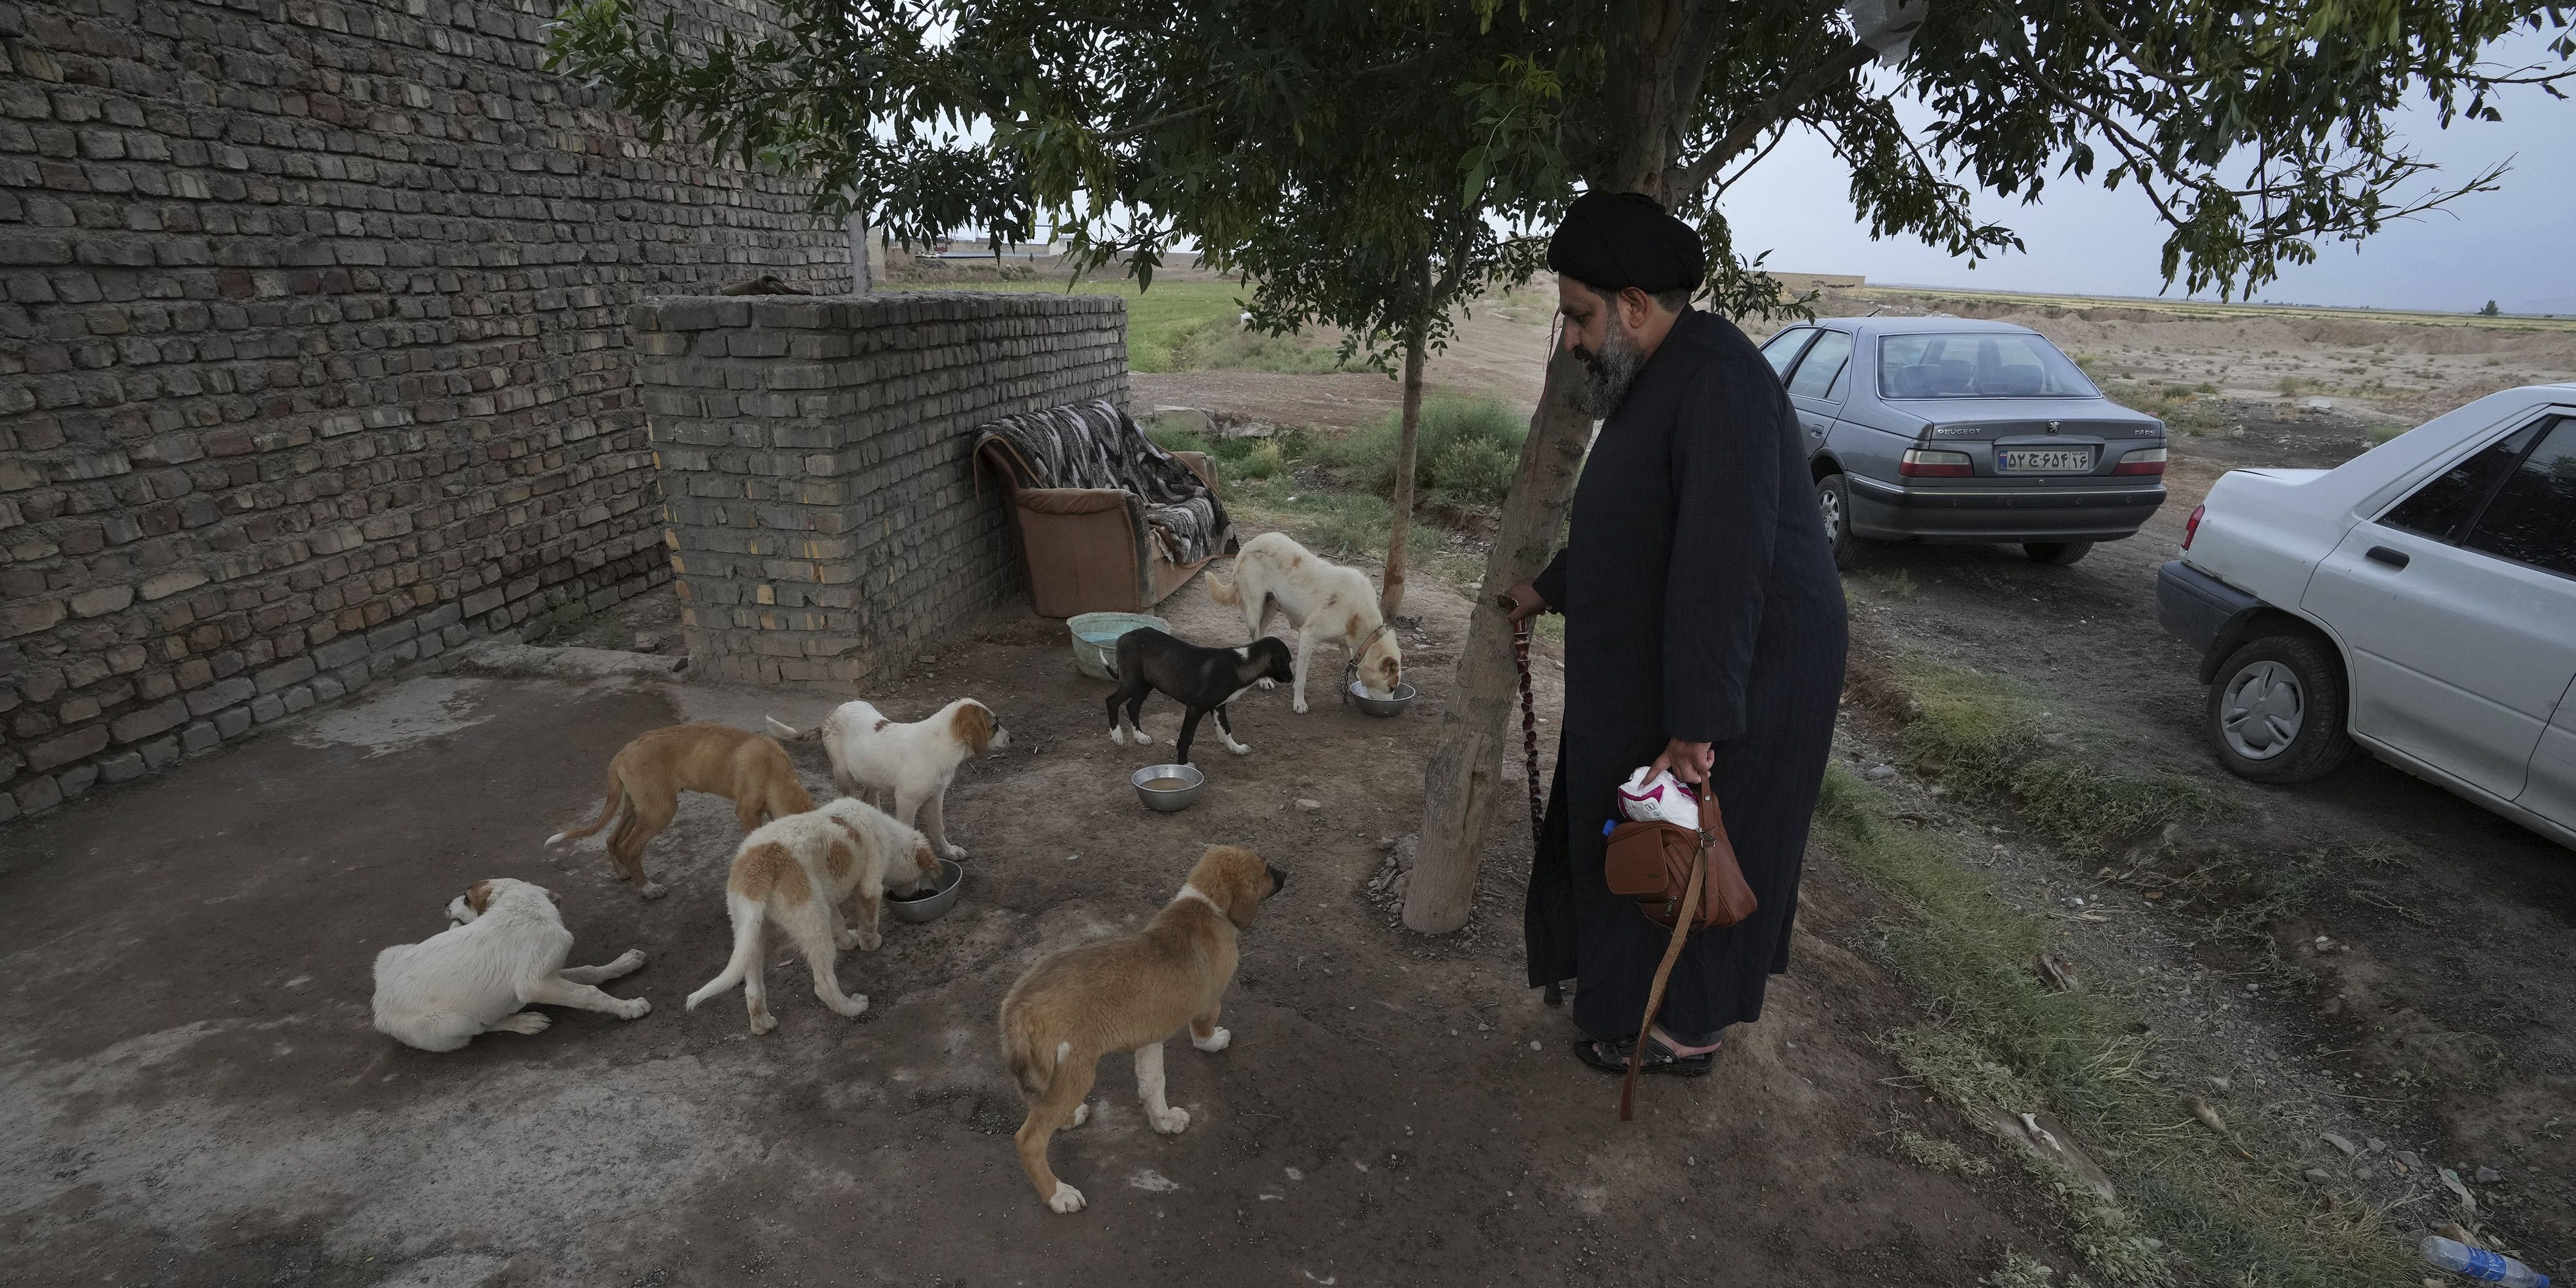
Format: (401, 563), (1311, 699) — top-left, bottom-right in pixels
(2156, 385), (2576, 850)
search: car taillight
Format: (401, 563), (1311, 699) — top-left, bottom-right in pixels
(2183, 503), (2204, 550)
(2112, 447), (2168, 476)
(1899, 448), (1974, 478)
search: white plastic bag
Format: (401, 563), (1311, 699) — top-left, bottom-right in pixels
(1617, 766), (1701, 828)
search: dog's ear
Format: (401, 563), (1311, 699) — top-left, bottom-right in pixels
(913, 835), (940, 879)
(545, 887), (562, 905)
(950, 701), (996, 756)
(464, 880), (496, 915)
(1192, 846), (1271, 928)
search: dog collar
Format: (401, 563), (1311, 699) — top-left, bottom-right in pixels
(1175, 883), (1221, 912)
(1340, 621), (1395, 706)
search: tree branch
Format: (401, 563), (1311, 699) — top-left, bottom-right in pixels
(1665, 36), (1876, 197)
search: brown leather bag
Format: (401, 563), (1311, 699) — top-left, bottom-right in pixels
(1600, 779), (1756, 1120)
(1602, 788), (1756, 931)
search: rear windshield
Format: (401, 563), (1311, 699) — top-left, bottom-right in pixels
(1877, 332), (2099, 399)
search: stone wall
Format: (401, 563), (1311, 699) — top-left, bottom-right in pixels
(634, 291), (1127, 684)
(0, 0), (849, 819)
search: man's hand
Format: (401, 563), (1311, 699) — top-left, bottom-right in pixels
(1500, 579), (1547, 623)
(1647, 737), (1715, 787)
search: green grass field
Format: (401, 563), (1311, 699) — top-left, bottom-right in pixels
(881, 278), (1362, 373)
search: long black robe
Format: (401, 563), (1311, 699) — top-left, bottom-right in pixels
(1524, 307), (1848, 1041)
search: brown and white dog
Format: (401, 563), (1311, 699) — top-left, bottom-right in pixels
(370, 877), (650, 1052)
(766, 698), (1008, 862)
(546, 723), (817, 899)
(997, 845), (1287, 1213)
(1207, 531), (1401, 713)
(683, 797), (940, 1035)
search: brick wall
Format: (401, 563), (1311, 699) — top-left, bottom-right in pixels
(0, 0), (849, 819)
(635, 291), (1128, 684)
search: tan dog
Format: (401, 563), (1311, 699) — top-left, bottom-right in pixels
(683, 797), (938, 1034)
(546, 724), (816, 899)
(1208, 531), (1401, 712)
(997, 845), (1287, 1213)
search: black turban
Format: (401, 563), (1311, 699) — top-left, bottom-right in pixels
(1546, 190), (1706, 293)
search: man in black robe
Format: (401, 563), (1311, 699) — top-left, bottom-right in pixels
(1506, 191), (1849, 1075)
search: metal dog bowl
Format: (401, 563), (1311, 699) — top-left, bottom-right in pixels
(886, 857), (965, 923)
(1347, 680), (1417, 717)
(1132, 763), (1207, 812)
(1067, 611), (1170, 680)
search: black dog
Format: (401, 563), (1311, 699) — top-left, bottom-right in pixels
(1106, 628), (1295, 764)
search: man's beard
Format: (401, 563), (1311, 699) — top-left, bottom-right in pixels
(1573, 318), (1646, 418)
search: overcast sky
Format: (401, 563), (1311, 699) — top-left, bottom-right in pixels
(1720, 28), (2575, 314)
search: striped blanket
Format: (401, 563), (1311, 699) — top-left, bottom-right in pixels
(975, 400), (1230, 564)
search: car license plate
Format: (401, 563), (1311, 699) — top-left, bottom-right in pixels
(1999, 448), (2094, 473)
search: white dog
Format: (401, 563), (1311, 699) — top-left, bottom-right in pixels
(370, 878), (650, 1052)
(766, 697), (1008, 862)
(684, 796), (940, 1034)
(1207, 531), (1402, 712)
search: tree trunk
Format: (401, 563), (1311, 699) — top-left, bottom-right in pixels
(1381, 319), (1427, 619)
(1402, 349), (1592, 933)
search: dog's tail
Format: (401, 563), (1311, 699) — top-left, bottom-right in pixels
(546, 772), (625, 846)
(764, 715), (818, 743)
(1205, 565), (1242, 607)
(685, 893), (767, 1011)
(999, 1008), (1060, 1101)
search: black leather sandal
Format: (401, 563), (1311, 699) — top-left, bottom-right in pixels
(1573, 1033), (1715, 1078)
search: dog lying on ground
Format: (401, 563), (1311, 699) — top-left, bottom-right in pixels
(1207, 531), (1401, 713)
(999, 845), (1287, 1213)
(766, 698), (1008, 863)
(1106, 628), (1294, 764)
(684, 797), (939, 1035)
(546, 723), (816, 899)
(370, 878), (650, 1052)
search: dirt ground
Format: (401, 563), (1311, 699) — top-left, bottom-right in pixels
(0, 539), (2082, 1287)
(10, 284), (2576, 1287)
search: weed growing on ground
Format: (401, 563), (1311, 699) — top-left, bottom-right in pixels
(1160, 316), (1359, 374)
(1882, 658), (2215, 854)
(1817, 764), (2414, 1286)
(1828, 642), (2421, 1285)
(1984, 1250), (2064, 1288)
(1896, 1129), (1995, 1176)
(1330, 397), (1528, 505)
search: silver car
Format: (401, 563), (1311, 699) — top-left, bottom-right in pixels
(1761, 317), (2168, 566)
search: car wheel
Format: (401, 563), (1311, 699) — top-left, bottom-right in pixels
(2023, 540), (2093, 566)
(1816, 474), (1860, 570)
(2206, 632), (2353, 784)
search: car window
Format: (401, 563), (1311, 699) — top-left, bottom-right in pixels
(2382, 419), (2547, 542)
(1877, 332), (2098, 399)
(1760, 328), (1816, 379)
(2461, 416), (2576, 577)
(1785, 331), (1853, 401)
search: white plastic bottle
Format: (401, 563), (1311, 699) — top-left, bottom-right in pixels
(2421, 1235), (2550, 1287)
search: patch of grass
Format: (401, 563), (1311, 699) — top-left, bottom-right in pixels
(1984, 1251), (2060, 1288)
(1880, 659), (2215, 856)
(882, 278), (1252, 371)
(1162, 316), (1356, 374)
(2277, 375), (2314, 396)
(1816, 765), (2414, 1287)
(2008, 760), (2217, 859)
(1896, 1129), (1995, 1177)
(2364, 421), (2409, 447)
(1328, 396), (1530, 507)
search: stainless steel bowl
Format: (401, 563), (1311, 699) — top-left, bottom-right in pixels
(1132, 763), (1207, 812)
(1347, 680), (1417, 717)
(886, 857), (965, 923)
